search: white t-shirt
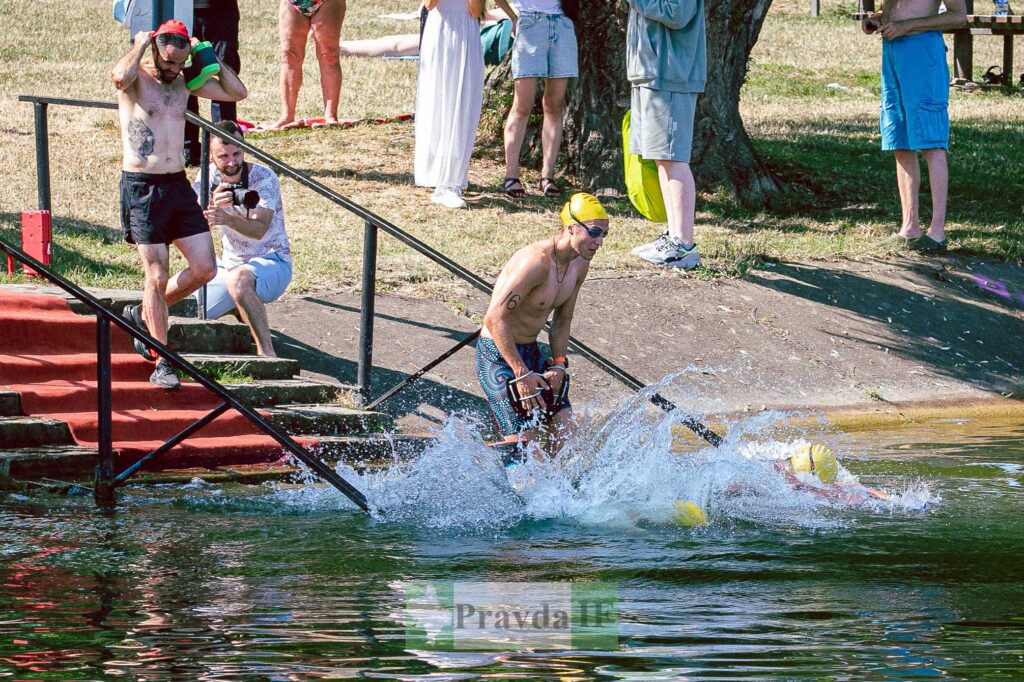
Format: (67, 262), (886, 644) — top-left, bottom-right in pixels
(192, 162), (291, 268)
(512, 0), (562, 14)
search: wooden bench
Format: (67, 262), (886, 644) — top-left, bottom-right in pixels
(853, 6), (1024, 84)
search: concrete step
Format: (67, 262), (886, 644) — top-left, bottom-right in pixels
(311, 434), (431, 463)
(224, 378), (347, 408)
(0, 391), (20, 417)
(184, 354), (300, 381)
(0, 445), (96, 482)
(0, 416), (74, 448)
(169, 317), (255, 355)
(263, 404), (394, 436)
(0, 434), (432, 483)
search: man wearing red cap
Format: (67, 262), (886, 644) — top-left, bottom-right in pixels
(112, 19), (248, 389)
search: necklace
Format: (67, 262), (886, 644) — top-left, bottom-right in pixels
(553, 238), (568, 283)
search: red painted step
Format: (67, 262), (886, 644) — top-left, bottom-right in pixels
(49, 408), (262, 443)
(1, 289), (320, 473)
(0, 353), (154, 384)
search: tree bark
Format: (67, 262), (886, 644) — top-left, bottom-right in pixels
(484, 0), (781, 209)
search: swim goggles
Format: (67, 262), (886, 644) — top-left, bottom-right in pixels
(569, 207), (609, 239)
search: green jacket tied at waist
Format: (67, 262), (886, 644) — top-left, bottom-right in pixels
(626, 0), (707, 93)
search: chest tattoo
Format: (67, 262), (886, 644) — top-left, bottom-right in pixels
(127, 118), (155, 161)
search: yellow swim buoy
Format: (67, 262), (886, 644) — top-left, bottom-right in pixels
(672, 500), (708, 528)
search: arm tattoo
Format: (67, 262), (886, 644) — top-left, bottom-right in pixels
(503, 293), (522, 310)
(127, 118), (155, 161)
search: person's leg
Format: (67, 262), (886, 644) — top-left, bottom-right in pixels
(271, 0), (310, 131)
(503, 78), (539, 185)
(137, 244), (172, 345)
(225, 266), (277, 356)
(165, 232), (217, 305)
(539, 77), (569, 181)
(921, 148), (947, 242)
(311, 0), (345, 123)
(894, 149), (922, 239)
(656, 160), (696, 247)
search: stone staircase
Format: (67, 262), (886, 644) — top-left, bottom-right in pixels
(0, 285), (426, 487)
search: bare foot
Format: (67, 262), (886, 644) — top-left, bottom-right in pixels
(898, 226), (923, 239)
(311, 116), (344, 128)
(263, 116), (306, 132)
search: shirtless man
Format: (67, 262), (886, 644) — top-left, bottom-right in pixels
(862, 0), (965, 252)
(476, 192), (608, 448)
(111, 19), (247, 389)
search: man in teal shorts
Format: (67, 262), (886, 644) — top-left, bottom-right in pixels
(862, 0), (965, 252)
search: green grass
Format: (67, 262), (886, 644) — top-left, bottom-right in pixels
(1, 0), (1021, 296)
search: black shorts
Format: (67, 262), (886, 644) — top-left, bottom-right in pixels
(120, 171), (209, 245)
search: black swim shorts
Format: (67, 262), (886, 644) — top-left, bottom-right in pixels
(120, 171), (209, 245)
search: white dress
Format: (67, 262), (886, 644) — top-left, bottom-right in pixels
(414, 0), (484, 189)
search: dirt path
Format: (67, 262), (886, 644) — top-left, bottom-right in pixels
(270, 255), (1024, 434)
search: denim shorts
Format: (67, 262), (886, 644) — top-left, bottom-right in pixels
(629, 86), (698, 163)
(511, 11), (578, 79)
(880, 31), (950, 151)
(201, 252), (293, 319)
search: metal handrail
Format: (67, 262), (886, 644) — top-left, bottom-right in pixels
(0, 238), (370, 511)
(16, 94), (722, 448)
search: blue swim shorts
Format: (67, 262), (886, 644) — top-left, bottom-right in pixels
(511, 12), (578, 79)
(201, 252), (293, 319)
(475, 337), (571, 436)
(880, 31), (950, 151)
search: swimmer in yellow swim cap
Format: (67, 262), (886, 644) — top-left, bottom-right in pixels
(477, 193), (609, 455)
(772, 444), (889, 501)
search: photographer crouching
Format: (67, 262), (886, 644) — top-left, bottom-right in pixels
(192, 121), (292, 356)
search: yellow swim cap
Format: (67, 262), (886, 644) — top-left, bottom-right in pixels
(560, 192), (609, 227)
(789, 444), (839, 484)
(672, 500), (708, 528)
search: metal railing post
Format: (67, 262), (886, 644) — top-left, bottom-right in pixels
(33, 102), (51, 213)
(357, 220), (378, 403)
(94, 316), (116, 508)
(197, 127), (211, 320)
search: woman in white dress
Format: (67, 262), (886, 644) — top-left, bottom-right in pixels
(414, 0), (485, 209)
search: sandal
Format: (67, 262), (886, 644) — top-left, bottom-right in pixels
(539, 177), (561, 197)
(502, 177), (527, 198)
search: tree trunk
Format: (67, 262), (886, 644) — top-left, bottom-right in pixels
(484, 0), (781, 209)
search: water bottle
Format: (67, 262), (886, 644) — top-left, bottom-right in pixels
(993, 0), (1009, 16)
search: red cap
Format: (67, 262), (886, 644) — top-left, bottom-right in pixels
(154, 19), (189, 40)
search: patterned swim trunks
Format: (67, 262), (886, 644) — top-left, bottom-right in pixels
(288, 0), (325, 18)
(475, 337), (571, 437)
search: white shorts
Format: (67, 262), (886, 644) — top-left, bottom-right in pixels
(200, 253), (292, 319)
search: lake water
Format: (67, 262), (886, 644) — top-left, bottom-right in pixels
(2, 395), (1022, 680)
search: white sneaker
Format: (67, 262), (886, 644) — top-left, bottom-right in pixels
(631, 231), (670, 256)
(638, 236), (702, 269)
(431, 186), (467, 209)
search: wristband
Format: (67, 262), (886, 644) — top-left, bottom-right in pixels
(552, 355), (568, 368)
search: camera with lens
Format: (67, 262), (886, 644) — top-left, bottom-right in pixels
(227, 183), (260, 210)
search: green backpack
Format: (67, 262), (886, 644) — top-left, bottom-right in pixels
(481, 19), (514, 66)
(621, 110), (667, 223)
